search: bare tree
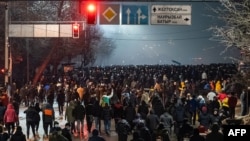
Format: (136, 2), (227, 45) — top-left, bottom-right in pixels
(209, 1), (250, 110)
(209, 0), (250, 58)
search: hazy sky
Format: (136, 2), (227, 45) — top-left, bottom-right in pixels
(94, 1), (240, 66)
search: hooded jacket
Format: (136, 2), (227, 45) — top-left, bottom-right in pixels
(42, 103), (55, 123)
(65, 101), (75, 122)
(4, 104), (18, 123)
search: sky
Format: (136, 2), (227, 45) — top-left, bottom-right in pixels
(93, 1), (241, 66)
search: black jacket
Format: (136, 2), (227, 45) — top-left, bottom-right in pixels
(24, 106), (40, 122)
(116, 119), (131, 135)
(102, 106), (113, 120)
(72, 101), (86, 120)
(10, 131), (26, 141)
(62, 128), (72, 141)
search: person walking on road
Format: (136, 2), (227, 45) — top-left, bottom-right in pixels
(34, 102), (42, 137)
(102, 103), (113, 136)
(86, 98), (94, 133)
(3, 103), (18, 136)
(72, 100), (86, 137)
(24, 103), (39, 141)
(57, 89), (65, 116)
(42, 103), (55, 139)
(65, 100), (76, 134)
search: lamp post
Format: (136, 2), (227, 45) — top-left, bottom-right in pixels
(4, 2), (9, 85)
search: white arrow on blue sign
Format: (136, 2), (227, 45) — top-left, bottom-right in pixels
(122, 5), (148, 25)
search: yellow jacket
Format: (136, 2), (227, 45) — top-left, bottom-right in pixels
(215, 80), (222, 93)
(222, 97), (229, 108)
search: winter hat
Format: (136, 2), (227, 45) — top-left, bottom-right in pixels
(202, 106), (207, 112)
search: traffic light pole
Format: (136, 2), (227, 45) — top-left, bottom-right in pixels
(4, 2), (9, 85)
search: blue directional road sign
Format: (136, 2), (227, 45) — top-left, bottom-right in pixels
(122, 5), (148, 25)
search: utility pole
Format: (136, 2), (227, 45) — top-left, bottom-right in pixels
(5, 2), (9, 85)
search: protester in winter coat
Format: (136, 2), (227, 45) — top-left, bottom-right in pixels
(160, 110), (174, 134)
(85, 99), (94, 133)
(146, 110), (160, 134)
(151, 95), (165, 117)
(137, 100), (149, 120)
(178, 119), (194, 141)
(132, 113), (145, 131)
(113, 100), (124, 126)
(130, 131), (144, 141)
(3, 103), (18, 135)
(210, 108), (222, 126)
(240, 89), (247, 116)
(197, 95), (206, 109)
(189, 95), (198, 125)
(47, 91), (55, 107)
(153, 123), (170, 141)
(92, 98), (102, 133)
(124, 102), (136, 129)
(100, 89), (114, 107)
(57, 89), (65, 116)
(72, 100), (86, 136)
(9, 126), (26, 141)
(228, 92), (238, 119)
(65, 100), (76, 134)
(34, 102), (42, 136)
(102, 103), (113, 136)
(136, 122), (152, 141)
(42, 102), (55, 139)
(24, 104), (38, 140)
(198, 106), (212, 131)
(116, 118), (131, 141)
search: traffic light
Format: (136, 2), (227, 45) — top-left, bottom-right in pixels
(0, 68), (7, 75)
(86, 3), (97, 25)
(72, 24), (79, 38)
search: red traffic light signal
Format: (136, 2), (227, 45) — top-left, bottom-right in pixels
(0, 68), (8, 74)
(1, 68), (5, 73)
(87, 3), (96, 12)
(86, 3), (97, 25)
(72, 24), (79, 38)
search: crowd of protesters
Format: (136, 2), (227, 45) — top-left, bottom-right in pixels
(0, 63), (248, 141)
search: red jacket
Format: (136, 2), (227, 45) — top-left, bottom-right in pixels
(4, 104), (18, 123)
(217, 92), (227, 102)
